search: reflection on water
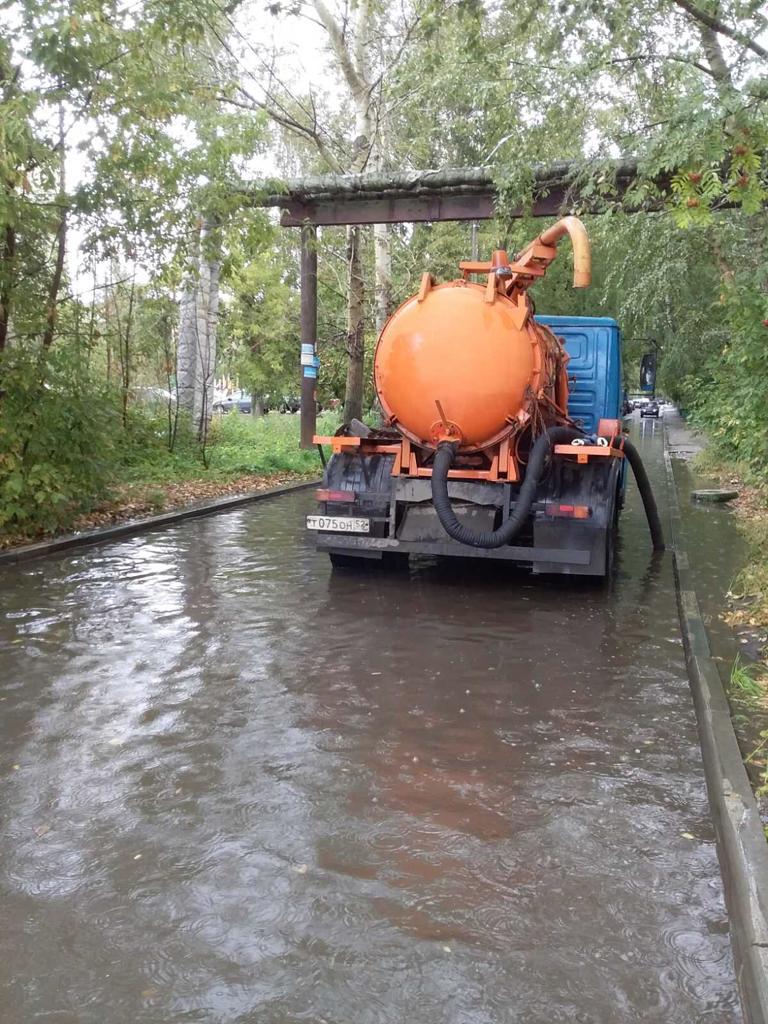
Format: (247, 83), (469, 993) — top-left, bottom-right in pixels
(0, 421), (739, 1023)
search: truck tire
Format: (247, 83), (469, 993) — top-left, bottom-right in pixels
(329, 552), (366, 569)
(329, 551), (408, 571)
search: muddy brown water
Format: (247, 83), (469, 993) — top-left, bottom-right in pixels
(0, 421), (740, 1023)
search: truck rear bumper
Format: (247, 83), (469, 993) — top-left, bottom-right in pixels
(315, 532), (592, 568)
(313, 449), (619, 576)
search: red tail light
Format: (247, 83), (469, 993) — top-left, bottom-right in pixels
(545, 503), (591, 519)
(316, 489), (357, 502)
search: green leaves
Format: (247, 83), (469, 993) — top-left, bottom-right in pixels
(671, 168), (723, 226)
(3, 0), (268, 324)
(0, 346), (117, 534)
(219, 224), (299, 401)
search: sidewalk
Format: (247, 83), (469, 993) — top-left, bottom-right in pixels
(665, 408), (706, 460)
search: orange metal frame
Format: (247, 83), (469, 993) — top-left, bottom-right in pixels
(313, 434), (519, 482)
(314, 417), (626, 482)
(552, 444), (623, 465)
(552, 418), (624, 464)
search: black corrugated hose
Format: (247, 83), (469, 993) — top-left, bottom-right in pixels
(613, 436), (665, 550)
(431, 427), (665, 551)
(431, 426), (581, 549)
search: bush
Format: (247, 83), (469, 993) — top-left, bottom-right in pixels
(0, 348), (119, 535)
(677, 274), (768, 481)
(0, 357), (340, 540)
(113, 405), (204, 484)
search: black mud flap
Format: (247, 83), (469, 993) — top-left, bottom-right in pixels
(532, 457), (621, 577)
(532, 518), (612, 576)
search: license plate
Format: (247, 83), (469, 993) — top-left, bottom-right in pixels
(306, 515), (370, 534)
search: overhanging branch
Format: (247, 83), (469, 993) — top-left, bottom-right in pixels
(672, 0), (768, 61)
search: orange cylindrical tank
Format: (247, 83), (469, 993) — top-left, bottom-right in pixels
(374, 280), (567, 452)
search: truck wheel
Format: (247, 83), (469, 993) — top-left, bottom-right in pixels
(329, 552), (366, 569)
(329, 552), (408, 570)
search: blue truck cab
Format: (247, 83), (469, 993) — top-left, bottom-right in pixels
(537, 314), (627, 503)
(527, 314), (625, 574)
(535, 315), (622, 431)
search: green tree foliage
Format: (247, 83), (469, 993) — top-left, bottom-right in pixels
(220, 227), (300, 410)
(383, 0), (768, 473)
(0, 0), (276, 535)
(0, 345), (115, 533)
(3, 0), (768, 539)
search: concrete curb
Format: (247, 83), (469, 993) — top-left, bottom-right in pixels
(664, 424), (768, 1024)
(0, 478), (319, 567)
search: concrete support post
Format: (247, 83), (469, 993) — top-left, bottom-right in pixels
(300, 224), (318, 450)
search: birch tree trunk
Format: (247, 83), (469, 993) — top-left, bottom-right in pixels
(177, 218), (221, 441)
(372, 138), (393, 335)
(313, 0), (376, 419)
(373, 220), (392, 335)
(193, 235), (220, 442)
(176, 220), (201, 422)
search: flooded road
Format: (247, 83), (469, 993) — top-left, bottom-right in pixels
(0, 420), (740, 1023)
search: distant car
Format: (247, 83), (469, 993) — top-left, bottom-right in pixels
(213, 391), (252, 414)
(640, 400), (660, 418)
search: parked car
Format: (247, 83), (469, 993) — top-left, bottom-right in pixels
(213, 391), (252, 414)
(640, 400), (660, 418)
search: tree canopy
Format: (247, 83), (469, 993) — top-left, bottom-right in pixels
(1, 0), (767, 535)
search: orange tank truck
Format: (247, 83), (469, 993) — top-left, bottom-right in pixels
(307, 217), (663, 576)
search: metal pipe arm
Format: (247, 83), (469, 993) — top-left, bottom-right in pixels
(535, 216), (591, 288)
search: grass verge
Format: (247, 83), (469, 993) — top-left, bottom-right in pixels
(729, 655), (768, 800)
(692, 447), (768, 807)
(0, 411), (335, 549)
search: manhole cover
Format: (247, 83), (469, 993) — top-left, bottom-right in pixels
(690, 489), (739, 503)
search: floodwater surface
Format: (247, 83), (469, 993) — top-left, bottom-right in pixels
(0, 421), (739, 1023)
(667, 409), (768, 811)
